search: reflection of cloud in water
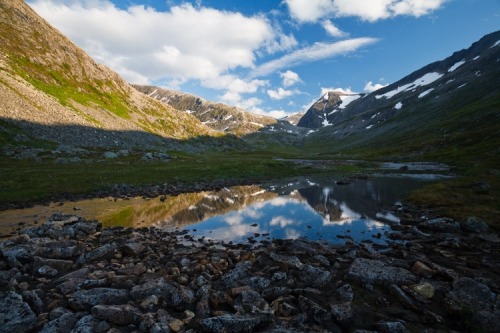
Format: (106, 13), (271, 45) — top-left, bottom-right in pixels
(285, 228), (301, 239)
(339, 203), (361, 220)
(211, 224), (262, 241)
(270, 216), (296, 228)
(268, 197), (290, 207)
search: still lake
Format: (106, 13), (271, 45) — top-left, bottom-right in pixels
(0, 171), (450, 243)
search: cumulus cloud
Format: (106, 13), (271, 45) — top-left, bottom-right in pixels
(280, 70), (301, 87)
(322, 20), (347, 37)
(250, 37), (378, 78)
(320, 86), (357, 95)
(364, 81), (388, 93)
(267, 87), (298, 100)
(284, 0), (447, 22)
(27, 0), (292, 84)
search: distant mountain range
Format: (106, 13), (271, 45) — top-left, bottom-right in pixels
(301, 30), (500, 162)
(0, 0), (498, 162)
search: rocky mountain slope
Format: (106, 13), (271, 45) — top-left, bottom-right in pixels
(303, 30), (500, 161)
(133, 85), (277, 136)
(0, 0), (225, 151)
(281, 112), (305, 126)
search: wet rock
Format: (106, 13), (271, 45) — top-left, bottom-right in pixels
(68, 288), (129, 311)
(200, 314), (272, 333)
(461, 216), (489, 233)
(346, 258), (417, 285)
(40, 312), (83, 333)
(91, 304), (141, 325)
(0, 292), (37, 333)
(419, 217), (461, 233)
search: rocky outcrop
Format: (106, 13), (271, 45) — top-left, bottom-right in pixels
(0, 213), (499, 332)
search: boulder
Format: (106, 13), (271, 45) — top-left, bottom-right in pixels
(419, 217), (461, 233)
(68, 288), (129, 311)
(0, 292), (37, 333)
(346, 258), (417, 285)
(200, 314), (272, 333)
(91, 304), (141, 325)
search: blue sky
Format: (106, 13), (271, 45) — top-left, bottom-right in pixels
(28, 0), (500, 118)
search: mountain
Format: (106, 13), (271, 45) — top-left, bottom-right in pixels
(297, 92), (363, 128)
(133, 85), (277, 136)
(0, 0), (224, 151)
(282, 112), (305, 126)
(303, 30), (500, 162)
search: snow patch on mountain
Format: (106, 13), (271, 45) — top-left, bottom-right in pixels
(339, 94), (361, 109)
(490, 40), (500, 48)
(375, 72), (443, 99)
(448, 60), (465, 72)
(473, 56), (480, 60)
(394, 102), (403, 110)
(418, 88), (434, 98)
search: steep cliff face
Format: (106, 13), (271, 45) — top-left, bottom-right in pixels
(0, 0), (217, 149)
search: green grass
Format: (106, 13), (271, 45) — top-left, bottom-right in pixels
(0, 152), (361, 205)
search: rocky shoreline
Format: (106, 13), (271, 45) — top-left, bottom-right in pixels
(1, 212), (499, 333)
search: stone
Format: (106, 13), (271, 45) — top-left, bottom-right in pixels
(234, 290), (270, 314)
(373, 320), (409, 333)
(298, 295), (331, 324)
(0, 292), (37, 333)
(419, 217), (461, 233)
(70, 315), (101, 333)
(346, 258), (417, 285)
(269, 252), (303, 268)
(130, 277), (176, 301)
(22, 290), (43, 314)
(91, 304), (141, 325)
(335, 284), (354, 303)
(296, 264), (332, 288)
(446, 277), (496, 312)
(200, 314), (272, 333)
(68, 288), (129, 311)
(411, 261), (435, 278)
(218, 261), (252, 289)
(168, 318), (184, 332)
(411, 282), (435, 299)
(79, 243), (117, 263)
(461, 216), (489, 233)
(122, 242), (145, 256)
(331, 303), (354, 325)
(40, 312), (83, 333)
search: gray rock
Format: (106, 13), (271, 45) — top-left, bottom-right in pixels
(461, 216), (489, 233)
(122, 242), (145, 256)
(298, 295), (331, 324)
(346, 258), (417, 285)
(103, 151), (118, 159)
(79, 243), (117, 263)
(335, 284), (354, 303)
(297, 264), (332, 288)
(130, 277), (176, 301)
(419, 217), (461, 233)
(200, 314), (272, 333)
(40, 312), (83, 333)
(373, 320), (409, 333)
(68, 288), (129, 311)
(269, 252), (303, 268)
(474, 310), (500, 333)
(70, 315), (101, 333)
(331, 303), (354, 325)
(218, 261), (253, 289)
(22, 290), (43, 314)
(446, 277), (496, 311)
(91, 304), (141, 325)
(234, 290), (270, 314)
(34, 256), (74, 274)
(0, 292), (37, 333)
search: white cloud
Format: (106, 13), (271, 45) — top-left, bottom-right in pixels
(364, 81), (388, 93)
(320, 86), (357, 95)
(251, 37), (378, 78)
(28, 0), (283, 84)
(267, 87), (298, 100)
(280, 70), (301, 87)
(251, 108), (288, 119)
(270, 216), (296, 227)
(322, 20), (347, 37)
(284, 0), (447, 23)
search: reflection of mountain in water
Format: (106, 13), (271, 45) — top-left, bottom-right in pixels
(100, 185), (277, 228)
(270, 177), (425, 223)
